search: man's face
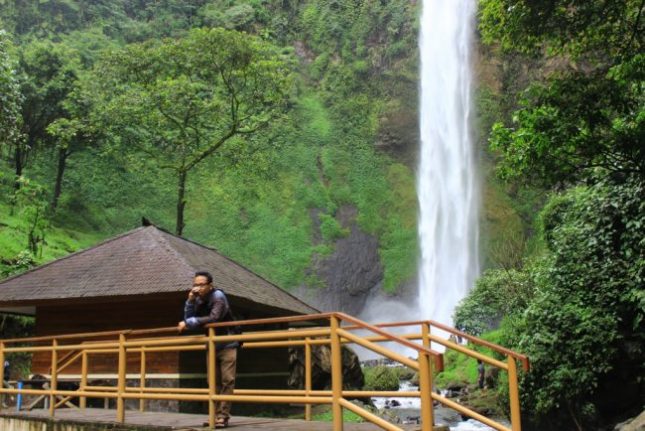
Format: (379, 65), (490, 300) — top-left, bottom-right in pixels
(193, 275), (212, 298)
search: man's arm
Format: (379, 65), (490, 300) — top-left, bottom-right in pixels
(185, 292), (227, 328)
(184, 299), (197, 320)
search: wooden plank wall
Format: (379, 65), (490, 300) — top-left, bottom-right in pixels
(31, 294), (299, 380)
(32, 293), (187, 375)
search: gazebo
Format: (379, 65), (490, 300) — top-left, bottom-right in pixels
(0, 225), (319, 412)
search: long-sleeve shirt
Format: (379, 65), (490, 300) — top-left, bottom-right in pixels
(184, 289), (227, 328)
(184, 289), (239, 350)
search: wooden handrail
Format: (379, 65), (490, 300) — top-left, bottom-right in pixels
(344, 318), (530, 371)
(0, 312), (527, 431)
(1, 329), (131, 344)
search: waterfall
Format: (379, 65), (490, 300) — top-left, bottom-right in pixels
(417, 0), (479, 328)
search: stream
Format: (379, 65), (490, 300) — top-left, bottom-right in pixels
(371, 381), (508, 430)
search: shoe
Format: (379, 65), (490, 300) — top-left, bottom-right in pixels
(215, 417), (229, 428)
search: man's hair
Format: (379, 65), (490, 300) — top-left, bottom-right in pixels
(194, 271), (213, 284)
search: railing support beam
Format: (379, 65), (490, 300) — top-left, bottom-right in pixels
(508, 356), (521, 431)
(305, 337), (312, 421)
(420, 322), (434, 430)
(117, 333), (126, 422)
(49, 339), (58, 417)
(139, 347), (146, 412)
(208, 327), (217, 428)
(330, 315), (343, 431)
(80, 351), (88, 409)
(0, 341), (5, 409)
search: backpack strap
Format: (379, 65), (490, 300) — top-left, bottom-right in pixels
(213, 289), (233, 321)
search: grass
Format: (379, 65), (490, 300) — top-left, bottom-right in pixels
(0, 200), (105, 274)
(312, 408), (365, 423)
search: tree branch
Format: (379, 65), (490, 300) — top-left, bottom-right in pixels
(184, 128), (237, 172)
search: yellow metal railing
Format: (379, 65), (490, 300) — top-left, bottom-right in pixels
(0, 312), (528, 431)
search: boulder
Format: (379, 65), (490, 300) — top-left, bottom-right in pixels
(288, 344), (364, 391)
(484, 366), (499, 389)
(614, 410), (645, 431)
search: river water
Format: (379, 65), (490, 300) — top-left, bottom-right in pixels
(371, 382), (506, 430)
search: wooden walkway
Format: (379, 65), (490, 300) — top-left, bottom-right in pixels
(1, 408), (423, 430)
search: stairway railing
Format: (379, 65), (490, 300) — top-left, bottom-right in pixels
(0, 312), (527, 431)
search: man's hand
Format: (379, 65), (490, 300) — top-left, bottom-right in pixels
(188, 287), (200, 301)
(178, 321), (187, 332)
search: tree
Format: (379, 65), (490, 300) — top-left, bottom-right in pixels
(517, 177), (644, 429)
(0, 29), (23, 177)
(480, 0), (645, 187)
(94, 28), (292, 235)
(16, 39), (81, 192)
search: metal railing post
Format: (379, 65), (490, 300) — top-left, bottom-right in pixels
(80, 351), (88, 409)
(419, 323), (434, 430)
(208, 327), (217, 428)
(139, 347), (146, 412)
(330, 315), (344, 431)
(305, 337), (312, 421)
(508, 356), (522, 431)
(117, 333), (126, 422)
(49, 339), (58, 417)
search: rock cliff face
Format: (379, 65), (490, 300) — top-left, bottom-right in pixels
(296, 205), (386, 315)
(292, 39), (511, 318)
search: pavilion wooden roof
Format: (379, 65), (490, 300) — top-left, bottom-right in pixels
(0, 226), (318, 315)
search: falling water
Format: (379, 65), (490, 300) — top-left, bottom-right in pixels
(417, 0), (479, 328)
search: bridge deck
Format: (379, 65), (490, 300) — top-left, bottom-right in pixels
(1, 408), (423, 430)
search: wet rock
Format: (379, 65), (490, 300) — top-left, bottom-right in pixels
(614, 410), (645, 431)
(288, 344), (364, 392)
(485, 367), (499, 389)
(295, 205), (384, 316)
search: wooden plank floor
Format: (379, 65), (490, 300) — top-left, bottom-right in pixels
(1, 408), (422, 430)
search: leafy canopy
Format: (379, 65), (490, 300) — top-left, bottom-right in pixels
(518, 176), (644, 426)
(93, 28), (292, 234)
(480, 0), (644, 187)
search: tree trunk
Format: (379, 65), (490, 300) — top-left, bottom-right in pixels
(176, 170), (187, 236)
(51, 148), (69, 211)
(13, 145), (24, 192)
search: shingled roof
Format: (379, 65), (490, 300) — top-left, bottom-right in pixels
(0, 226), (318, 315)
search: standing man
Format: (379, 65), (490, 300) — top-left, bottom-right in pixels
(477, 359), (485, 390)
(178, 271), (239, 428)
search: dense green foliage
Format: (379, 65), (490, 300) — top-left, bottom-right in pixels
(481, 0), (644, 187)
(0, 0), (419, 291)
(454, 268), (532, 336)
(0, 30), (22, 158)
(452, 1), (645, 429)
(519, 177), (644, 428)
(94, 28), (292, 234)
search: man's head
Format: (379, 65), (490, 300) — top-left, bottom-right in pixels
(193, 271), (214, 298)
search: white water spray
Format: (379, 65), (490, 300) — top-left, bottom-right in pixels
(417, 0), (479, 327)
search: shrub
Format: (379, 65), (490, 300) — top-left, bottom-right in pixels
(363, 366), (400, 391)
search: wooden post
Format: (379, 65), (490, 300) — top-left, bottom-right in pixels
(80, 351), (88, 409)
(117, 333), (126, 423)
(508, 356), (522, 431)
(419, 323), (434, 430)
(0, 341), (5, 409)
(305, 337), (312, 421)
(330, 315), (343, 431)
(208, 327), (217, 428)
(49, 339), (58, 417)
(139, 347), (146, 412)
